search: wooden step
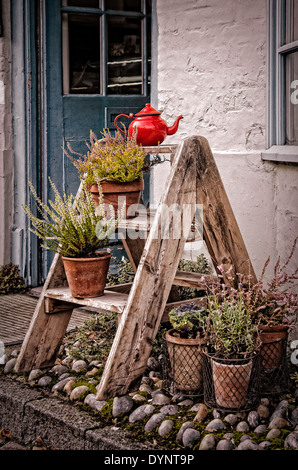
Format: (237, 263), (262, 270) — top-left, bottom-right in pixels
(45, 287), (128, 314)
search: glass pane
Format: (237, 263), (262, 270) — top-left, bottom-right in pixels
(286, 0), (298, 43)
(107, 16), (142, 94)
(63, 13), (100, 94)
(66, 0), (101, 7)
(285, 52), (298, 144)
(106, 0), (142, 12)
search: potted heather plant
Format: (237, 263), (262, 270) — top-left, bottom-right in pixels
(205, 295), (259, 410)
(65, 129), (146, 219)
(22, 178), (123, 298)
(165, 302), (208, 392)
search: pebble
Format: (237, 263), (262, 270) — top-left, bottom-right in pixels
(266, 428), (281, 439)
(28, 369), (44, 381)
(37, 376), (52, 387)
(128, 404), (155, 424)
(193, 403), (209, 423)
(257, 404), (270, 419)
(159, 404), (178, 416)
(132, 393), (147, 403)
(268, 417), (289, 429)
(182, 428), (200, 449)
(216, 439), (234, 450)
(158, 420), (174, 437)
(199, 434), (216, 450)
(151, 392), (170, 405)
(51, 377), (74, 392)
(224, 414), (238, 426)
(205, 418), (226, 432)
(236, 421), (250, 433)
(284, 431), (298, 449)
(176, 421), (194, 441)
(84, 393), (107, 412)
(247, 411), (260, 428)
(291, 408), (298, 426)
(71, 360), (88, 373)
(63, 379), (75, 395)
(237, 439), (260, 450)
(51, 364), (68, 376)
(254, 424), (267, 433)
(4, 358), (16, 373)
(145, 412), (166, 432)
(112, 396), (134, 418)
(270, 400), (289, 420)
(70, 385), (89, 401)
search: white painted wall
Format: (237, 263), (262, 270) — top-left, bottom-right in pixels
(151, 0), (298, 282)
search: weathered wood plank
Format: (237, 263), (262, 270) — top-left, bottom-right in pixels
(194, 136), (257, 285)
(96, 137), (198, 400)
(45, 287), (128, 313)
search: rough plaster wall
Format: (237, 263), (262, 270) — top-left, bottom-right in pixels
(0, 0), (13, 265)
(152, 0), (298, 280)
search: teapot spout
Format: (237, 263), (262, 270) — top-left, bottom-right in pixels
(167, 115), (183, 135)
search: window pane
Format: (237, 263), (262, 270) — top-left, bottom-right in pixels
(106, 0), (142, 12)
(285, 52), (298, 144)
(107, 16), (142, 94)
(286, 0), (298, 43)
(63, 14), (100, 94)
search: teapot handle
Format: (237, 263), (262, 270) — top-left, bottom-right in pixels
(114, 114), (133, 137)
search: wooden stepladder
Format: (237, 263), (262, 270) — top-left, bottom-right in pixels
(14, 136), (257, 400)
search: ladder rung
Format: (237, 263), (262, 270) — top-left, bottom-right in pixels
(45, 287), (128, 314)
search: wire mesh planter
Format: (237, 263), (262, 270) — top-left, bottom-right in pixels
(162, 330), (206, 397)
(258, 336), (289, 395)
(203, 350), (261, 412)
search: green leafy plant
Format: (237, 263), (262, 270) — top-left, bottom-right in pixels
(203, 238), (298, 327)
(22, 178), (123, 258)
(207, 296), (258, 358)
(0, 263), (26, 295)
(168, 302), (209, 339)
(106, 256), (135, 286)
(177, 254), (213, 300)
(65, 129), (146, 186)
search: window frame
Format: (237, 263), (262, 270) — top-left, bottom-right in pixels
(61, 0), (151, 96)
(262, 0), (298, 163)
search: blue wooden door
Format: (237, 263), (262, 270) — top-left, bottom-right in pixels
(41, 0), (152, 278)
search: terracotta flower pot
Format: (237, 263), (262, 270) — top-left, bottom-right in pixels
(165, 329), (206, 392)
(62, 252), (111, 298)
(211, 356), (253, 409)
(258, 324), (288, 369)
(90, 179), (144, 219)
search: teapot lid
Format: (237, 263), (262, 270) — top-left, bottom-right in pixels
(135, 103), (161, 116)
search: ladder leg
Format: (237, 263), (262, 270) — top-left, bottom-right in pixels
(96, 137), (197, 399)
(14, 297), (73, 372)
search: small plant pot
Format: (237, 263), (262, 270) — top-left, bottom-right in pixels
(258, 324), (288, 369)
(211, 357), (253, 409)
(203, 351), (260, 411)
(90, 179), (144, 219)
(165, 329), (206, 392)
(62, 252), (111, 298)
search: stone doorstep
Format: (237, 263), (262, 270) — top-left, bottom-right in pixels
(0, 376), (152, 451)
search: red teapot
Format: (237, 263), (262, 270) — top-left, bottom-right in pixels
(114, 103), (183, 146)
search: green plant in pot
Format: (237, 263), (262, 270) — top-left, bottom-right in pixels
(204, 238), (297, 370)
(65, 129), (147, 219)
(165, 302), (208, 392)
(205, 295), (259, 410)
(246, 239), (297, 368)
(22, 178), (123, 298)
